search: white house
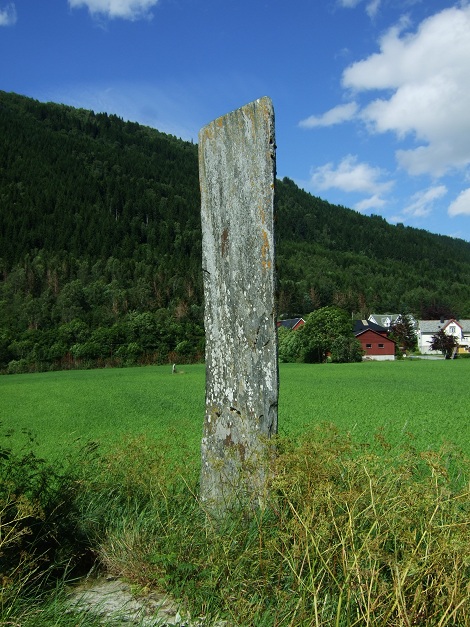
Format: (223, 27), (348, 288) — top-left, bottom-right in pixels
(368, 313), (417, 329)
(417, 319), (470, 354)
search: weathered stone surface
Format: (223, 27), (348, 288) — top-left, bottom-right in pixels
(198, 97), (278, 512)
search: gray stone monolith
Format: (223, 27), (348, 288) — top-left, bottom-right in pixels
(198, 97), (278, 513)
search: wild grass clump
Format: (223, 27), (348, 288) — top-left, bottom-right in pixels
(71, 427), (469, 626)
(269, 427), (470, 625)
(2, 427), (469, 626)
(0, 428), (94, 623)
(72, 434), (201, 584)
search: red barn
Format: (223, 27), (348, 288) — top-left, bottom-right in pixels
(277, 317), (305, 331)
(353, 320), (395, 360)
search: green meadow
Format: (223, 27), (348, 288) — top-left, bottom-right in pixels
(2, 360), (469, 626)
(2, 359), (469, 460)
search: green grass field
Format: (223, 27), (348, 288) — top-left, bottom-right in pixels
(1, 359), (469, 461)
(2, 359), (469, 627)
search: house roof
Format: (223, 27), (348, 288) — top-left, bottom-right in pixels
(418, 319), (470, 333)
(277, 317), (305, 330)
(368, 313), (401, 327)
(369, 313), (417, 329)
(353, 319), (388, 336)
(355, 328), (396, 344)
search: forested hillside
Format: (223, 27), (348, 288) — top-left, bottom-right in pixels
(1, 90), (470, 372)
(275, 180), (470, 317)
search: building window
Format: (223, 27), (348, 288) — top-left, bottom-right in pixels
(378, 343), (384, 348)
(450, 326), (456, 333)
(366, 343), (372, 349)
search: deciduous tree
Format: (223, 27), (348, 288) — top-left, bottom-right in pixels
(299, 306), (353, 363)
(430, 329), (459, 359)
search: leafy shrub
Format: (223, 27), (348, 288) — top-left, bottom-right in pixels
(330, 335), (364, 362)
(70, 341), (102, 360)
(0, 429), (92, 616)
(6, 358), (30, 374)
(175, 339), (194, 356)
(115, 341), (142, 363)
(278, 326), (302, 362)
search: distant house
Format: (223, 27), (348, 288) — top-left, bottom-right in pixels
(353, 319), (396, 360)
(277, 317), (305, 331)
(417, 319), (470, 354)
(354, 319), (388, 336)
(368, 313), (417, 329)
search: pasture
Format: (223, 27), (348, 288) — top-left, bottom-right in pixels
(1, 359), (469, 461)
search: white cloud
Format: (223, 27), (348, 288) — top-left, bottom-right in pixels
(68, 0), (158, 20)
(299, 102), (358, 128)
(0, 2), (17, 26)
(337, 0), (382, 18)
(338, 0), (361, 7)
(448, 188), (470, 217)
(355, 194), (387, 212)
(365, 0), (381, 19)
(402, 185), (447, 218)
(342, 5), (470, 177)
(310, 154), (393, 196)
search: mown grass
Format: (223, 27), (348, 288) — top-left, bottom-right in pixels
(1, 359), (469, 626)
(279, 360), (470, 456)
(0, 363), (206, 462)
(1, 359), (469, 459)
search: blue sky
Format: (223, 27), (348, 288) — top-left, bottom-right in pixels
(2, 0), (470, 241)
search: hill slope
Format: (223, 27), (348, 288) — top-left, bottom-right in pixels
(1, 91), (470, 371)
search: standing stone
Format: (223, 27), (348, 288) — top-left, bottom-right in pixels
(198, 97), (278, 512)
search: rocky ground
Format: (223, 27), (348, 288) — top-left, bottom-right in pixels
(66, 575), (229, 626)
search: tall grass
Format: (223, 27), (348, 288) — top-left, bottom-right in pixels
(5, 428), (462, 626)
(93, 430), (469, 624)
(0, 429), (99, 624)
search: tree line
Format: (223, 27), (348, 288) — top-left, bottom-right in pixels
(1, 91), (470, 372)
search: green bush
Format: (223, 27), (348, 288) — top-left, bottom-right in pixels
(330, 335), (364, 363)
(175, 339), (194, 356)
(278, 326), (302, 362)
(6, 358), (30, 374)
(0, 430), (93, 618)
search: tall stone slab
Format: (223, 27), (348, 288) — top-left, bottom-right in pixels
(198, 97), (278, 512)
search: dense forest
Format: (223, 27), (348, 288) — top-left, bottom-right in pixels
(1, 90), (470, 372)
